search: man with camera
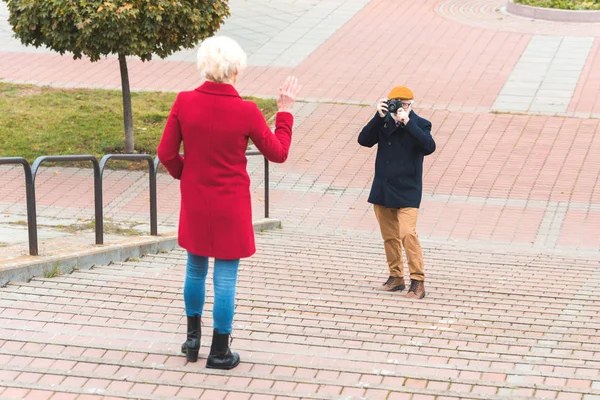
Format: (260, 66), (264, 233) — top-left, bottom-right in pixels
(358, 86), (436, 299)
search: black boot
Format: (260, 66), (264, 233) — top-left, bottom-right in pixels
(181, 315), (201, 362)
(206, 329), (240, 370)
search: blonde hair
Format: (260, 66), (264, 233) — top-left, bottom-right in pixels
(197, 36), (247, 83)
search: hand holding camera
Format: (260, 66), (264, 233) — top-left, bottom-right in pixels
(395, 108), (410, 125)
(377, 98), (389, 118)
(387, 99), (411, 125)
(378, 98), (411, 125)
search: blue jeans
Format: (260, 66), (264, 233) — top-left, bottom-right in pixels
(184, 252), (239, 334)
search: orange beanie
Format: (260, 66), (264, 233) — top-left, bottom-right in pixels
(388, 86), (414, 100)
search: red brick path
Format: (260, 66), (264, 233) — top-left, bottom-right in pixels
(1, 0), (600, 398)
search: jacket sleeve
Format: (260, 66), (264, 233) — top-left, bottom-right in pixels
(358, 112), (383, 148)
(406, 118), (436, 155)
(249, 106), (293, 163)
(157, 95), (184, 179)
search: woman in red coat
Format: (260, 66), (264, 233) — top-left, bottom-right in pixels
(157, 36), (301, 369)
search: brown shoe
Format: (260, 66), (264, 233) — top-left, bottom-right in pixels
(378, 276), (405, 292)
(406, 280), (425, 299)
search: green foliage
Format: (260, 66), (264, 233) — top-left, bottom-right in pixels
(514, 0), (600, 10)
(3, 0), (230, 61)
(44, 262), (61, 278)
(0, 83), (278, 166)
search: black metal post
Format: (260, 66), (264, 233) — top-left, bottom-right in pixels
(0, 157), (38, 255)
(243, 150), (270, 219)
(264, 157), (269, 218)
(148, 161), (158, 236)
(100, 154), (158, 237)
(31, 155), (101, 244)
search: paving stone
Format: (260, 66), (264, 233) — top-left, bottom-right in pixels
(2, 1), (600, 399)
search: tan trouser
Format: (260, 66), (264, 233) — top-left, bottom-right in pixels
(374, 205), (425, 281)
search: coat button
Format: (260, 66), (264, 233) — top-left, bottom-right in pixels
(387, 141), (391, 145)
(399, 178), (403, 183)
(384, 178), (388, 182)
(385, 160), (389, 164)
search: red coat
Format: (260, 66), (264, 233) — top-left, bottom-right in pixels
(157, 81), (293, 259)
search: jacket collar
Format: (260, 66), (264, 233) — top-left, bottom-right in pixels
(195, 80), (241, 97)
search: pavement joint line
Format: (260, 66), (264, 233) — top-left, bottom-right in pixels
(30, 251), (600, 281)
(9, 269), (600, 318)
(30, 266), (600, 299)
(0, 340), (595, 389)
(1, 347), (598, 396)
(0, 347), (597, 400)
(0, 377), (525, 400)
(55, 267), (600, 304)
(534, 202), (569, 248)
(5, 274), (599, 326)
(0, 366), (595, 400)
(0, 381), (161, 400)
(7, 266), (600, 313)
(557, 267), (600, 324)
(3, 306), (600, 352)
(4, 284), (599, 337)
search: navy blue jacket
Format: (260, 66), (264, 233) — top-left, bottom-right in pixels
(358, 111), (435, 208)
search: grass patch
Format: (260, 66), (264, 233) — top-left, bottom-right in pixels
(44, 263), (61, 279)
(7, 220), (27, 226)
(514, 0), (600, 10)
(55, 219), (142, 236)
(0, 82), (278, 168)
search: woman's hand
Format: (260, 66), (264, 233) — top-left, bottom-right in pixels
(277, 76), (301, 113)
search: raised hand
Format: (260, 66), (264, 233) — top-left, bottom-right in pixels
(277, 76), (301, 113)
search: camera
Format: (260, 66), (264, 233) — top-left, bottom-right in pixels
(386, 99), (403, 114)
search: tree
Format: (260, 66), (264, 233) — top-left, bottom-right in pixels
(4, 0), (230, 153)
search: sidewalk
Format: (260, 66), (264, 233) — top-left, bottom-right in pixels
(1, 0), (600, 398)
(2, 103), (599, 261)
(1, 0), (599, 274)
(1, 230), (600, 399)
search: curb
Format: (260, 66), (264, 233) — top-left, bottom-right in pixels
(0, 218), (281, 287)
(506, 0), (600, 22)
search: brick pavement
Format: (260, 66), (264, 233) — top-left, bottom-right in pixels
(1, 230), (599, 399)
(1, 0), (600, 398)
(2, 1), (600, 115)
(3, 103), (599, 260)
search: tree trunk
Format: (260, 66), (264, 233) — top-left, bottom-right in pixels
(119, 53), (134, 153)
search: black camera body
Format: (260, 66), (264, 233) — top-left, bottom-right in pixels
(386, 99), (403, 114)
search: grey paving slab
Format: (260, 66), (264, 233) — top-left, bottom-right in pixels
(499, 87), (539, 96)
(492, 35), (594, 115)
(167, 0), (372, 67)
(0, 225), (67, 244)
(1, 0), (371, 68)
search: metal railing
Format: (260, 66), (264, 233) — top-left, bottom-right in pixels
(31, 155), (103, 244)
(154, 150), (270, 218)
(100, 154), (157, 239)
(0, 150), (270, 256)
(245, 151), (270, 219)
(0, 157), (38, 255)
